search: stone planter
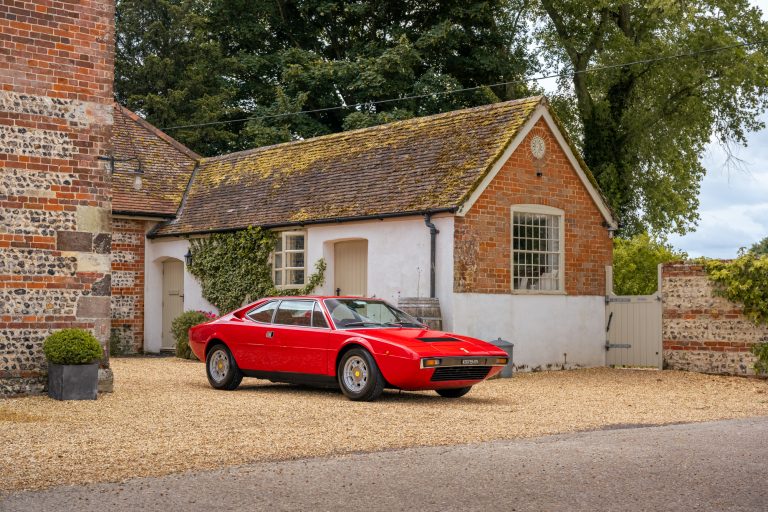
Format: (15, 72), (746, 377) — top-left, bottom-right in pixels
(47, 362), (99, 400)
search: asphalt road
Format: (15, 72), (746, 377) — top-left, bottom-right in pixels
(2, 417), (767, 512)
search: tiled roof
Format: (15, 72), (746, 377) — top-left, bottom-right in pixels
(153, 97), (545, 236)
(111, 105), (199, 216)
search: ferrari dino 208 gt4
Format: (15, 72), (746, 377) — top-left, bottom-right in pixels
(189, 296), (509, 401)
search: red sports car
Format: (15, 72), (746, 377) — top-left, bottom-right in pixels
(189, 296), (509, 401)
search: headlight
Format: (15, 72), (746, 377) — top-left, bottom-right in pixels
(422, 358), (442, 368)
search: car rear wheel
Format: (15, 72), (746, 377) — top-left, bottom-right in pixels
(337, 348), (384, 401)
(206, 344), (243, 390)
(436, 386), (472, 398)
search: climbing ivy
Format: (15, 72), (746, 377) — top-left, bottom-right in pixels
(187, 226), (326, 314)
(699, 252), (768, 326)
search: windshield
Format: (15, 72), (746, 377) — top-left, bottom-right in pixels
(324, 299), (424, 329)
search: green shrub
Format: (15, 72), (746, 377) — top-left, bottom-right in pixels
(702, 252), (768, 325)
(752, 343), (768, 376)
(612, 233), (686, 295)
(172, 311), (211, 359)
(43, 329), (103, 365)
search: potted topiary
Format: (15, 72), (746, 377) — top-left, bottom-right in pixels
(43, 328), (104, 400)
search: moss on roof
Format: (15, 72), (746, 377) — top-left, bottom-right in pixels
(112, 105), (199, 216)
(154, 97), (545, 236)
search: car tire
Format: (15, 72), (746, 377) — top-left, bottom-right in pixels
(337, 348), (384, 401)
(206, 344), (243, 390)
(436, 386), (472, 398)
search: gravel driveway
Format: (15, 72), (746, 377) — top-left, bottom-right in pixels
(1, 357), (767, 493)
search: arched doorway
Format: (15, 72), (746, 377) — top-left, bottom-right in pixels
(161, 258), (184, 350)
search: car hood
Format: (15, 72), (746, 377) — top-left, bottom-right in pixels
(349, 328), (507, 357)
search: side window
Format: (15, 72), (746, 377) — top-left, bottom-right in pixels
(312, 302), (329, 328)
(273, 231), (306, 289)
(511, 205), (564, 292)
(246, 301), (278, 323)
(274, 300), (313, 327)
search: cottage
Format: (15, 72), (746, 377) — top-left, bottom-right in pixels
(112, 96), (616, 370)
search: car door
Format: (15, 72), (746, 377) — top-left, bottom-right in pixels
(240, 300), (280, 370)
(270, 299), (332, 375)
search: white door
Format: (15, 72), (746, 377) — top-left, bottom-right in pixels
(162, 259), (185, 350)
(334, 240), (368, 296)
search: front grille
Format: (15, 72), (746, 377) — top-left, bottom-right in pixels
(430, 366), (491, 382)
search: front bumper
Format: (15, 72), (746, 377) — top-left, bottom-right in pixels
(377, 354), (507, 391)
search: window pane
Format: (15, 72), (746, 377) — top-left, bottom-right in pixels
(275, 236), (282, 252)
(512, 210), (561, 291)
(312, 303), (329, 328)
(274, 300), (312, 327)
(285, 235), (304, 251)
(247, 301), (278, 323)
(287, 269), (305, 285)
(286, 252), (304, 268)
(274, 253), (283, 270)
(274, 270), (283, 286)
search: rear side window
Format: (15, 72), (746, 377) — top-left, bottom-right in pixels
(312, 302), (329, 328)
(274, 300), (313, 327)
(246, 301), (278, 323)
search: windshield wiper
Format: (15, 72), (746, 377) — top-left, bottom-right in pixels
(341, 321), (384, 328)
(385, 321), (425, 328)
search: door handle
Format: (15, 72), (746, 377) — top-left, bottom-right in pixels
(266, 331), (274, 338)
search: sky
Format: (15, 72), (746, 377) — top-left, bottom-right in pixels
(665, 0), (768, 257)
(538, 1), (768, 258)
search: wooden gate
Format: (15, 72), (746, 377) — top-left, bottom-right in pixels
(604, 265), (663, 369)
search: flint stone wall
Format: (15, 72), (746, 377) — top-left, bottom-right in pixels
(0, 1), (116, 396)
(110, 218), (146, 354)
(662, 263), (768, 376)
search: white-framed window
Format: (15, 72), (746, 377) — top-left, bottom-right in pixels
(273, 231), (306, 288)
(511, 205), (564, 293)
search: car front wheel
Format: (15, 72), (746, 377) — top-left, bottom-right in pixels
(337, 348), (384, 401)
(436, 386), (472, 398)
(206, 344), (243, 390)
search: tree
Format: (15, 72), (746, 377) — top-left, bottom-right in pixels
(533, 0), (768, 236)
(612, 233), (686, 295)
(750, 236), (768, 255)
(115, 0), (533, 155)
(115, 0), (241, 156)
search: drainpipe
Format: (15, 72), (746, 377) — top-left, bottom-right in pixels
(423, 214), (439, 298)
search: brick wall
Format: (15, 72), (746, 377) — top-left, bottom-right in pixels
(662, 263), (768, 375)
(454, 118), (612, 295)
(110, 218), (145, 354)
(0, 1), (115, 396)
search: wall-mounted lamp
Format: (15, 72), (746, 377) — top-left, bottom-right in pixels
(184, 249), (193, 266)
(98, 155), (144, 191)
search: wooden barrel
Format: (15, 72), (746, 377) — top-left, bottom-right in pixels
(398, 297), (443, 331)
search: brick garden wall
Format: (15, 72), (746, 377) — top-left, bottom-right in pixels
(110, 218), (145, 354)
(662, 263), (768, 375)
(454, 117), (612, 295)
(0, 1), (115, 395)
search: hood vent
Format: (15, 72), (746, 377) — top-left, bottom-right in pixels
(417, 337), (461, 342)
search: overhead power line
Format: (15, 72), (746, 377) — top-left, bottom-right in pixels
(160, 39), (768, 132)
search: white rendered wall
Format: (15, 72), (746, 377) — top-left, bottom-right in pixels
(307, 214), (454, 306)
(143, 232), (217, 353)
(449, 293), (606, 370)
